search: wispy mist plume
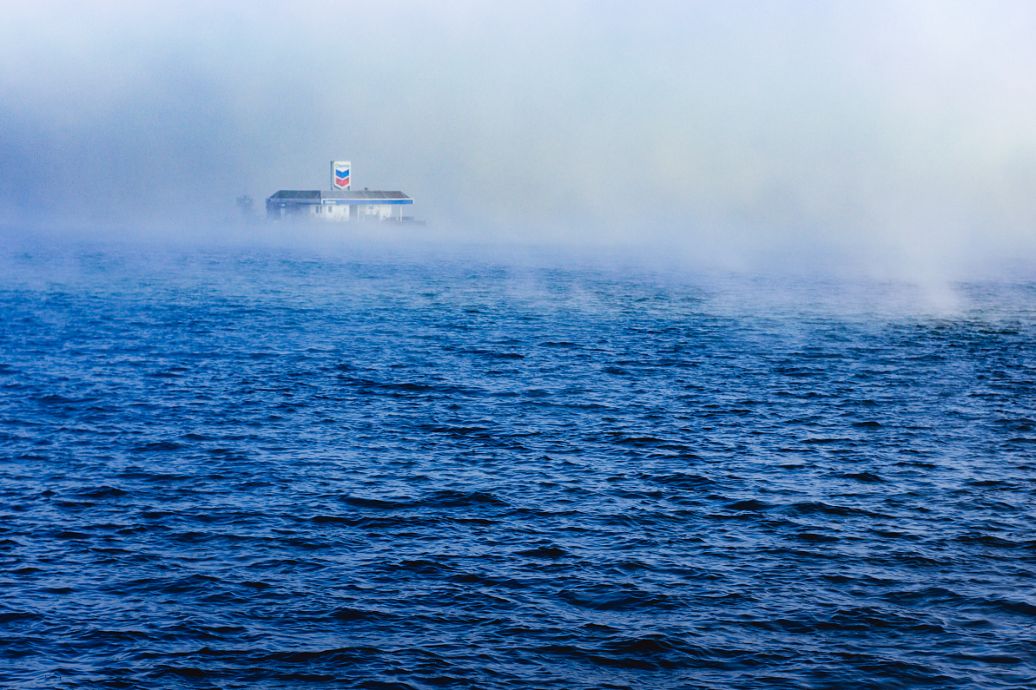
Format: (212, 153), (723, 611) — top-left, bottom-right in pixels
(1, 1), (1035, 279)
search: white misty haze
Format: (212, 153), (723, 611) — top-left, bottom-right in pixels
(1, 1), (1035, 278)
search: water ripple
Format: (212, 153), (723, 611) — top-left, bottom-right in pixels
(1, 247), (1034, 688)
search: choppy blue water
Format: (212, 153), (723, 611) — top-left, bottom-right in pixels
(1, 243), (1034, 689)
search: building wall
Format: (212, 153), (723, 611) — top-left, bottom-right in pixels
(267, 200), (406, 222)
(316, 204), (351, 221)
(356, 204), (396, 220)
(320, 203), (399, 221)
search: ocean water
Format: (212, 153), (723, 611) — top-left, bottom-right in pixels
(1, 243), (1034, 689)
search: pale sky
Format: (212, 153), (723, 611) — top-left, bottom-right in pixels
(1, 1), (1034, 275)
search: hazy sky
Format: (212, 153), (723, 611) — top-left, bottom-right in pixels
(2, 1), (1035, 275)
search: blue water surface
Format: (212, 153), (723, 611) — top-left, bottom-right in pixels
(1, 242), (1034, 689)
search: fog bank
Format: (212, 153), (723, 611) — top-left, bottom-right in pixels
(2, 1), (1035, 279)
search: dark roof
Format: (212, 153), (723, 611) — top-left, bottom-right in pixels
(321, 190), (411, 200)
(269, 190), (320, 200)
(267, 190), (411, 202)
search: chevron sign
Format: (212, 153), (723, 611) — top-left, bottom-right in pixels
(332, 161), (351, 190)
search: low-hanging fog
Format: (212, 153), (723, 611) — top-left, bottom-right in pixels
(2, 1), (1035, 279)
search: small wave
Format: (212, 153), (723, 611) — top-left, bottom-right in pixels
(606, 432), (669, 447)
(785, 501), (882, 518)
(132, 440), (185, 452)
(340, 495), (415, 510)
(72, 485), (128, 499)
(649, 472), (716, 488)
(955, 533), (1024, 549)
(0, 610), (43, 624)
(725, 498), (772, 512)
(150, 665), (213, 680)
(309, 514), (416, 529)
(795, 531), (840, 543)
(516, 544), (569, 559)
(420, 489), (508, 509)
(329, 606), (397, 622)
(416, 423), (492, 438)
(987, 597), (1036, 617)
(560, 584), (678, 611)
(34, 393), (98, 406)
(460, 348), (525, 360)
(842, 471), (885, 482)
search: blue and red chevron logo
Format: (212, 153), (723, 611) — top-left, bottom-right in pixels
(334, 167), (350, 189)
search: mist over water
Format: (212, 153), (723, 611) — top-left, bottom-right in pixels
(2, 1), (1036, 279)
(2, 3), (1036, 688)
